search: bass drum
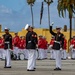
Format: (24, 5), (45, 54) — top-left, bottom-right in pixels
(19, 53), (25, 60)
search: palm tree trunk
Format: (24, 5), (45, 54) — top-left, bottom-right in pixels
(48, 4), (50, 27)
(73, 17), (75, 31)
(68, 17), (72, 52)
(69, 17), (72, 41)
(30, 4), (34, 27)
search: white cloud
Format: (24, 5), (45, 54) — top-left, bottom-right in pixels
(0, 5), (12, 14)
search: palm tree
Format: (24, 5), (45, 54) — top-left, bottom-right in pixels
(57, 0), (75, 41)
(27, 0), (36, 27)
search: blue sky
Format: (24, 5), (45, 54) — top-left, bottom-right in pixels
(0, 0), (74, 32)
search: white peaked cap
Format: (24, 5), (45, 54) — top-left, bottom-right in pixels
(4, 27), (9, 30)
(51, 22), (54, 25)
(25, 24), (30, 30)
(56, 26), (61, 29)
(50, 22), (54, 26)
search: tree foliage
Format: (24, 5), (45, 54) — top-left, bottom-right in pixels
(27, 0), (36, 5)
(44, 0), (53, 5)
(57, 0), (75, 18)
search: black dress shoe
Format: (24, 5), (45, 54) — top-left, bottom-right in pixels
(50, 58), (55, 60)
(71, 58), (75, 60)
(4, 66), (11, 68)
(37, 59), (41, 60)
(34, 68), (36, 69)
(61, 58), (66, 60)
(54, 68), (58, 70)
(44, 58), (47, 59)
(57, 68), (61, 70)
(27, 69), (35, 71)
(54, 68), (61, 71)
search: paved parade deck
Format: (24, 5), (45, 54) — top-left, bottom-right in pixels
(0, 58), (75, 75)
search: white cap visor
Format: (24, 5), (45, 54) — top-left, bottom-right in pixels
(25, 24), (29, 30)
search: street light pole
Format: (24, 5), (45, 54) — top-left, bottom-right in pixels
(44, 0), (53, 27)
(70, 17), (72, 40)
(73, 17), (75, 31)
(30, 4), (34, 27)
(27, 0), (35, 27)
(74, 17), (75, 30)
(48, 4), (50, 27)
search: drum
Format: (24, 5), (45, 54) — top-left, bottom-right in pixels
(11, 52), (17, 60)
(13, 54), (17, 60)
(19, 53), (25, 60)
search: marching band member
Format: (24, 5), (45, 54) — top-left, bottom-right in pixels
(43, 36), (48, 59)
(25, 24), (38, 71)
(50, 23), (64, 71)
(13, 32), (20, 59)
(70, 36), (75, 59)
(19, 36), (23, 51)
(1, 35), (5, 60)
(23, 36), (29, 60)
(38, 35), (45, 60)
(3, 28), (12, 68)
(49, 36), (55, 60)
(18, 36), (25, 60)
(61, 36), (67, 60)
(0, 37), (4, 59)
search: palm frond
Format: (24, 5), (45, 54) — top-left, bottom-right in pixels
(57, 0), (74, 18)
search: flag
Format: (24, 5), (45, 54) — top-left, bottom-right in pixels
(40, 2), (44, 25)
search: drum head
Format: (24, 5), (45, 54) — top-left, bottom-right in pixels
(19, 53), (25, 60)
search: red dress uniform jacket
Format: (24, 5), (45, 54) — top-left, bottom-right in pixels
(63, 39), (67, 50)
(13, 36), (20, 47)
(0, 39), (4, 48)
(19, 39), (26, 49)
(70, 39), (75, 48)
(38, 38), (45, 49)
(43, 39), (48, 49)
(50, 39), (55, 46)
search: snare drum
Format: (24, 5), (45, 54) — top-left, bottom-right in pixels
(13, 54), (17, 60)
(19, 53), (25, 60)
(11, 52), (17, 60)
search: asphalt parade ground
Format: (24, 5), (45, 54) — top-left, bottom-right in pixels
(0, 54), (75, 75)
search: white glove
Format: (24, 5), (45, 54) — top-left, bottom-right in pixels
(36, 44), (38, 48)
(50, 22), (54, 26)
(60, 48), (62, 50)
(9, 49), (13, 52)
(48, 45), (53, 50)
(69, 45), (74, 50)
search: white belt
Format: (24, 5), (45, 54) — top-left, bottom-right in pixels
(54, 41), (60, 44)
(28, 41), (31, 43)
(73, 48), (75, 50)
(5, 42), (9, 44)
